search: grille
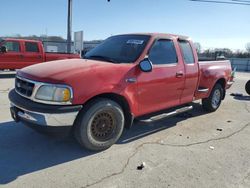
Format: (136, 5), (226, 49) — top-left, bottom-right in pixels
(15, 77), (35, 97)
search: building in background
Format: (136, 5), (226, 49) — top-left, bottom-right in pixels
(0, 35), (102, 54)
(42, 40), (102, 55)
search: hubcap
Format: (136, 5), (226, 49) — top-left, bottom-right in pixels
(212, 89), (221, 109)
(90, 110), (116, 141)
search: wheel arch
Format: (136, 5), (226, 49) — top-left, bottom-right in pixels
(215, 78), (226, 100)
(78, 93), (134, 129)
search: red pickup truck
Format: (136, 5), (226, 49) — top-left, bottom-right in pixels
(0, 38), (79, 70)
(8, 33), (234, 151)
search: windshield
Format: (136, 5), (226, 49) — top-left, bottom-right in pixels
(84, 34), (150, 63)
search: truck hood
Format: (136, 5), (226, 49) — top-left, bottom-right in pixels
(17, 59), (132, 84)
(17, 58), (137, 104)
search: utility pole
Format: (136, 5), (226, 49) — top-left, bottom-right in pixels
(67, 0), (110, 53)
(67, 0), (72, 53)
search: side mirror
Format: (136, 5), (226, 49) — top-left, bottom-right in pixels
(0, 46), (7, 53)
(139, 58), (153, 72)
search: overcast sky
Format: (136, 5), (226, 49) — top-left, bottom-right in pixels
(1, 0), (250, 50)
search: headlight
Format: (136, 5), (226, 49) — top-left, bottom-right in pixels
(35, 85), (72, 103)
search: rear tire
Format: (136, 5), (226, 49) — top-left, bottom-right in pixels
(74, 98), (124, 151)
(202, 84), (223, 112)
(245, 80), (250, 95)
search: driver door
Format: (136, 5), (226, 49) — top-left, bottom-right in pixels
(137, 38), (185, 115)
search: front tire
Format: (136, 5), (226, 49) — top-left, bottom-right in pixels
(245, 80), (250, 95)
(74, 98), (124, 151)
(202, 84), (223, 112)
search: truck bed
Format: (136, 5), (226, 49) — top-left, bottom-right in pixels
(195, 60), (232, 99)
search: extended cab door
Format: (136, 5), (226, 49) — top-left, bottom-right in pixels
(0, 40), (23, 69)
(178, 40), (199, 104)
(137, 38), (185, 115)
(22, 41), (43, 66)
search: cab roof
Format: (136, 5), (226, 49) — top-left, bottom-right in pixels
(3, 38), (41, 43)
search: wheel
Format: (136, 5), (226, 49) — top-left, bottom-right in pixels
(202, 84), (223, 112)
(245, 80), (250, 95)
(74, 98), (125, 151)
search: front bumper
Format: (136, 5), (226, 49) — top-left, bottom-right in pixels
(9, 89), (82, 128)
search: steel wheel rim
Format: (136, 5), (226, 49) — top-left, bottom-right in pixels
(212, 89), (221, 109)
(90, 110), (116, 142)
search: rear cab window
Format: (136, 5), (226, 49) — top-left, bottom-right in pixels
(25, 42), (39, 53)
(148, 39), (178, 65)
(178, 40), (195, 64)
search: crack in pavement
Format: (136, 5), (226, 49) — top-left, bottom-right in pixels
(82, 139), (161, 188)
(83, 137), (159, 188)
(83, 121), (250, 188)
(160, 122), (250, 147)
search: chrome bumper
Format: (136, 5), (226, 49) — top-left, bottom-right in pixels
(10, 103), (80, 127)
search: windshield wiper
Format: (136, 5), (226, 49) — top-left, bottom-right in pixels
(85, 55), (119, 63)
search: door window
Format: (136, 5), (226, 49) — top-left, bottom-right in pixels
(3, 41), (20, 52)
(25, 42), (39, 52)
(178, 40), (195, 64)
(149, 39), (178, 65)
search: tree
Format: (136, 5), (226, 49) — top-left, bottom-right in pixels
(246, 43), (250, 53)
(194, 42), (201, 53)
(47, 36), (65, 42)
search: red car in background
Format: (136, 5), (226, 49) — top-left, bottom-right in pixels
(0, 38), (80, 70)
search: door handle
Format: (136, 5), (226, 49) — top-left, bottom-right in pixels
(176, 71), (184, 78)
(38, 55), (42, 59)
(19, 55), (24, 58)
(126, 78), (137, 83)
